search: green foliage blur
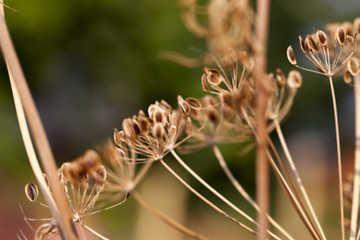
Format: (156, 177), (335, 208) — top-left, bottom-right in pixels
(1, 0), (360, 239)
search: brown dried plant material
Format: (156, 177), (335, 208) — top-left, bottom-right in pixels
(288, 26), (356, 77)
(25, 182), (39, 202)
(115, 100), (190, 162)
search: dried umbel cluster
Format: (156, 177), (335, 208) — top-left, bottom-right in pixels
(178, 0), (254, 66)
(114, 100), (191, 162)
(287, 25), (357, 77)
(200, 59), (302, 132)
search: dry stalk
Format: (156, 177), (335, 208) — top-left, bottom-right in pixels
(350, 75), (360, 240)
(254, 0), (271, 239)
(0, 2), (77, 239)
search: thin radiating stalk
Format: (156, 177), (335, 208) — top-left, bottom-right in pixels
(274, 119), (326, 240)
(170, 150), (282, 240)
(132, 191), (208, 240)
(350, 75), (360, 240)
(159, 159), (259, 237)
(328, 76), (345, 240)
(212, 145), (294, 240)
(0, 3), (77, 239)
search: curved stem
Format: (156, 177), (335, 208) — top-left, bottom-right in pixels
(328, 77), (345, 240)
(0, 3), (77, 239)
(213, 145), (294, 240)
(132, 191), (208, 240)
(159, 159), (258, 237)
(350, 75), (360, 240)
(170, 150), (281, 240)
(274, 119), (326, 240)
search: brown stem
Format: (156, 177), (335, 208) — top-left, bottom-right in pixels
(254, 0), (271, 239)
(132, 191), (208, 240)
(0, 3), (77, 239)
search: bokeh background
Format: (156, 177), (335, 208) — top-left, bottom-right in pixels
(1, 0), (360, 239)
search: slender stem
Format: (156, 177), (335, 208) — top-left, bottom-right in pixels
(254, 0), (271, 238)
(266, 151), (320, 240)
(132, 191), (208, 240)
(0, 3), (77, 239)
(213, 145), (294, 240)
(267, 136), (321, 239)
(328, 77), (345, 240)
(274, 119), (326, 240)
(350, 75), (360, 240)
(170, 150), (282, 240)
(159, 159), (259, 237)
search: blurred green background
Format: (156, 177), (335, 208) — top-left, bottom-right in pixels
(1, 0), (360, 239)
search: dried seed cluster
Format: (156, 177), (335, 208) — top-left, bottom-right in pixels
(287, 25), (357, 77)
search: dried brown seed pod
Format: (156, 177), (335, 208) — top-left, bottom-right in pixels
(354, 17), (360, 33)
(201, 73), (209, 92)
(122, 118), (136, 141)
(348, 57), (360, 76)
(287, 70), (302, 89)
(202, 95), (218, 107)
(138, 115), (150, 135)
(287, 45), (297, 65)
(344, 71), (352, 84)
(342, 21), (353, 36)
(336, 27), (346, 46)
(153, 109), (165, 125)
(178, 95), (191, 116)
(203, 67), (223, 86)
(152, 122), (165, 139)
(220, 92), (234, 108)
(62, 162), (86, 185)
(299, 35), (309, 53)
(205, 106), (219, 124)
(25, 182), (39, 202)
(305, 35), (319, 53)
(114, 128), (125, 146)
(186, 97), (202, 109)
(276, 69), (286, 86)
(316, 30), (328, 47)
(81, 150), (101, 172)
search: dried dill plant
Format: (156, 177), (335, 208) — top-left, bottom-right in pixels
(4, 0), (360, 240)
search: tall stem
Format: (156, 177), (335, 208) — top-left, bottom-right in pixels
(132, 191), (207, 240)
(329, 77), (345, 240)
(274, 119), (326, 240)
(254, 0), (271, 239)
(213, 145), (294, 240)
(0, 3), (77, 239)
(170, 150), (282, 240)
(350, 75), (360, 240)
(159, 159), (258, 236)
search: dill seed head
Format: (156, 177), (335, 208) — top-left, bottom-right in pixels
(25, 182), (39, 202)
(289, 26), (356, 77)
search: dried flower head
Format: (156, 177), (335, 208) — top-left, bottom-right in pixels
(175, 0), (254, 67)
(180, 95), (253, 152)
(114, 100), (190, 162)
(287, 26), (356, 77)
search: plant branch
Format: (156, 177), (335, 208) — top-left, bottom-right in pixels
(350, 75), (360, 240)
(213, 144), (294, 240)
(254, 0), (271, 238)
(159, 159), (259, 237)
(328, 76), (345, 240)
(274, 119), (326, 239)
(0, 3), (77, 239)
(132, 191), (208, 240)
